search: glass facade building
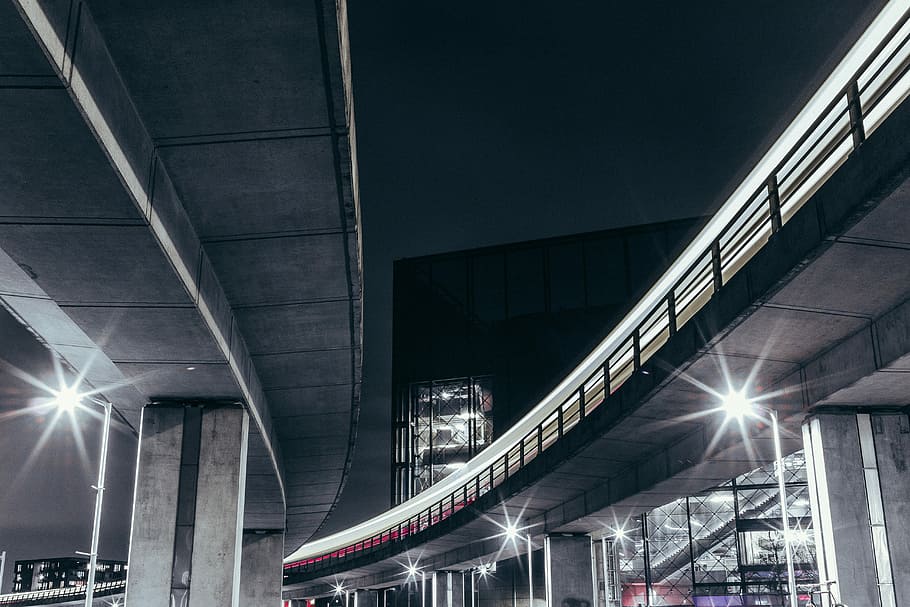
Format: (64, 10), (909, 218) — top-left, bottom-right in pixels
(604, 451), (815, 607)
(393, 375), (494, 502)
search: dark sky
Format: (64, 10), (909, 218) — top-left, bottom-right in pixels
(0, 309), (136, 593)
(0, 0), (888, 581)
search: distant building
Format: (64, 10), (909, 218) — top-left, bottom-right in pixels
(391, 217), (706, 504)
(12, 558), (126, 592)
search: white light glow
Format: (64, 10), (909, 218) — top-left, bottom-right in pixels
(710, 493), (735, 503)
(614, 527), (627, 540)
(52, 385), (83, 412)
(505, 524), (519, 541)
(721, 390), (754, 421)
(785, 528), (811, 545)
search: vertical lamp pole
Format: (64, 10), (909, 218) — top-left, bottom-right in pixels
(80, 399), (113, 607)
(769, 409), (798, 607)
(720, 392), (797, 607)
(526, 535), (533, 607)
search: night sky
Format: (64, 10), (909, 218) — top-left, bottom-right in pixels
(0, 0), (888, 590)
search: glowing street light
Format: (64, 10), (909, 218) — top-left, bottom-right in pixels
(496, 518), (533, 606)
(53, 385), (81, 412)
(51, 383), (113, 607)
(405, 563), (421, 581)
(718, 390), (797, 607)
(720, 390), (753, 421)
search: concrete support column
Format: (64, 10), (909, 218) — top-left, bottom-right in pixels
(240, 531), (284, 607)
(803, 412), (910, 607)
(355, 590), (380, 607)
(544, 536), (594, 607)
(126, 403), (249, 607)
(432, 572), (465, 607)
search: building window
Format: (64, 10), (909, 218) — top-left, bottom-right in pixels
(606, 450), (815, 606)
(392, 376), (493, 504)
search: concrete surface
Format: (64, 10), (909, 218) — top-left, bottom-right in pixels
(0, 0), (363, 552)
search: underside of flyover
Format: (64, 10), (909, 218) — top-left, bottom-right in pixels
(284, 62), (910, 597)
(0, 0), (362, 553)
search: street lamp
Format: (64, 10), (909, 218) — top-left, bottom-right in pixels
(52, 385), (113, 607)
(720, 391), (797, 607)
(501, 521), (533, 606)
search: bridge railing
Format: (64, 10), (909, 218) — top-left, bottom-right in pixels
(0, 581), (125, 606)
(284, 1), (910, 575)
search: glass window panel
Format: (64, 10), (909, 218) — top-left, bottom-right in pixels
(472, 254), (506, 322)
(584, 237), (626, 307)
(506, 248), (545, 317)
(548, 243), (585, 312)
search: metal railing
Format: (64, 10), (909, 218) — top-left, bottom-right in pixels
(284, 1), (910, 575)
(0, 581), (125, 606)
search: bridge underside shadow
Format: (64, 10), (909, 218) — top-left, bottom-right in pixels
(285, 69), (910, 598)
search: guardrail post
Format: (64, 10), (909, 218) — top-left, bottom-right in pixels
(847, 80), (866, 149)
(578, 386), (586, 420)
(603, 361), (611, 395)
(537, 425), (543, 454)
(768, 174), (782, 234)
(519, 438), (525, 466)
(632, 329), (641, 370)
(711, 240), (723, 292)
(557, 406), (564, 438)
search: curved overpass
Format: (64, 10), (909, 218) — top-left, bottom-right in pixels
(1, 0), (361, 552)
(284, 0), (910, 592)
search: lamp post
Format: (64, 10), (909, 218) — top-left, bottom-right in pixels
(504, 523), (533, 606)
(526, 533), (533, 607)
(53, 387), (113, 607)
(721, 392), (798, 607)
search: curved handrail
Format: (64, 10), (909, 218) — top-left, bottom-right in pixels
(0, 580), (125, 605)
(284, 0), (910, 571)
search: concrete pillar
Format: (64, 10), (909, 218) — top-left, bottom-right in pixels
(544, 536), (594, 607)
(355, 590), (380, 607)
(126, 404), (249, 607)
(240, 531), (284, 607)
(803, 412), (910, 607)
(431, 572), (465, 607)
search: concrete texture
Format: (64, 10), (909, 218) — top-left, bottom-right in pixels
(126, 405), (250, 607)
(804, 413), (910, 607)
(544, 537), (593, 607)
(0, 0), (364, 550)
(355, 589), (380, 607)
(125, 406), (185, 607)
(190, 406), (249, 607)
(241, 532), (285, 607)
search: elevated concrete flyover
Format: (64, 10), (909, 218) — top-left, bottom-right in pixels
(283, 4), (910, 601)
(0, 0), (362, 582)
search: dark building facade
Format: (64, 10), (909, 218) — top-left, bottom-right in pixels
(391, 217), (706, 504)
(12, 558), (126, 592)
